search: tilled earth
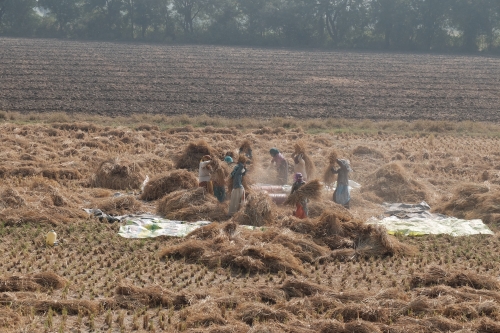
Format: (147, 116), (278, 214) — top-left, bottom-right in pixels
(1, 37), (500, 121)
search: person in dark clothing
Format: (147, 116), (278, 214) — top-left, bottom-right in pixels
(228, 155), (247, 216)
(269, 148), (288, 185)
(331, 159), (352, 209)
(290, 172), (308, 218)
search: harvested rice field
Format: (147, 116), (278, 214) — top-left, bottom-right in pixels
(1, 114), (500, 332)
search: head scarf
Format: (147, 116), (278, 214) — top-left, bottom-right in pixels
(337, 159), (353, 172)
(269, 148), (279, 156)
(294, 172), (303, 182)
(224, 156), (233, 164)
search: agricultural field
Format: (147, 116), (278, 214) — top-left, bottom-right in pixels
(0, 113), (500, 332)
(1, 37), (500, 121)
(2, 37), (500, 333)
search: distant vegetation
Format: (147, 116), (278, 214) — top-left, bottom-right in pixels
(1, 0), (500, 53)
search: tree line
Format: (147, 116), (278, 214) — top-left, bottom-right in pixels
(1, 0), (499, 52)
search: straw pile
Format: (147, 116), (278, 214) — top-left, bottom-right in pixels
(353, 145), (385, 159)
(232, 192), (276, 227)
(207, 158), (229, 186)
(433, 183), (500, 224)
(410, 266), (500, 290)
(159, 223), (305, 273)
(280, 208), (414, 261)
(140, 169), (198, 201)
(180, 301), (226, 328)
(91, 158), (144, 190)
(160, 208), (413, 273)
(284, 179), (323, 205)
(0, 272), (66, 292)
(323, 149), (339, 185)
(94, 195), (143, 215)
(239, 139), (252, 157)
(17, 299), (100, 315)
(236, 302), (290, 325)
(0, 187), (25, 208)
(362, 162), (428, 203)
(176, 140), (219, 170)
(293, 141), (315, 179)
(0, 307), (21, 329)
(157, 187), (228, 222)
(114, 282), (188, 309)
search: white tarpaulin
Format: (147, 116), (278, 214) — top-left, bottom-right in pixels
(367, 202), (493, 237)
(117, 214), (212, 238)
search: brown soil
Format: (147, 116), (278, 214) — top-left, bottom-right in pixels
(1, 38), (500, 121)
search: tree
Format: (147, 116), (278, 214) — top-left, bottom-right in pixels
(449, 0), (499, 51)
(318, 0), (369, 46)
(83, 0), (126, 38)
(371, 0), (418, 49)
(205, 0), (241, 43)
(173, 0), (211, 34)
(38, 0), (82, 36)
(413, 0), (450, 50)
(0, 0), (38, 35)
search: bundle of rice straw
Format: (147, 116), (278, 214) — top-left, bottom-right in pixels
(323, 150), (339, 185)
(433, 183), (500, 224)
(239, 139), (252, 157)
(293, 141), (315, 179)
(91, 158), (144, 190)
(232, 191), (275, 226)
(94, 195), (143, 215)
(207, 158), (229, 186)
(284, 179), (323, 206)
(140, 169), (198, 201)
(0, 307), (21, 329)
(176, 140), (219, 170)
(362, 162), (428, 203)
(157, 187), (228, 222)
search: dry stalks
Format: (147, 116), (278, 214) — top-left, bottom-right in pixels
(434, 183), (500, 224)
(232, 192), (276, 226)
(91, 158), (144, 190)
(176, 140), (219, 170)
(284, 179), (323, 206)
(362, 162), (428, 203)
(140, 169), (198, 201)
(94, 195), (143, 215)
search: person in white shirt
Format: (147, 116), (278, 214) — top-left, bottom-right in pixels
(198, 155), (213, 195)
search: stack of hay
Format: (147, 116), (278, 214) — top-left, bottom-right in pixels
(175, 140), (219, 170)
(140, 169), (198, 201)
(433, 183), (500, 224)
(159, 207), (415, 273)
(293, 141), (315, 179)
(157, 187), (228, 222)
(323, 150), (339, 185)
(91, 158), (144, 190)
(362, 162), (428, 204)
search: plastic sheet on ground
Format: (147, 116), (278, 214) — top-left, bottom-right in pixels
(367, 202), (493, 237)
(117, 214), (212, 238)
(252, 183), (292, 193)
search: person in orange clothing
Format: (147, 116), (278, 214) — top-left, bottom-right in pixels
(290, 172), (307, 218)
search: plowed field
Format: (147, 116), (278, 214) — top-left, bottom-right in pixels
(1, 37), (500, 121)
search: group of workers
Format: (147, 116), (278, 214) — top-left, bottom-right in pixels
(198, 146), (352, 218)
